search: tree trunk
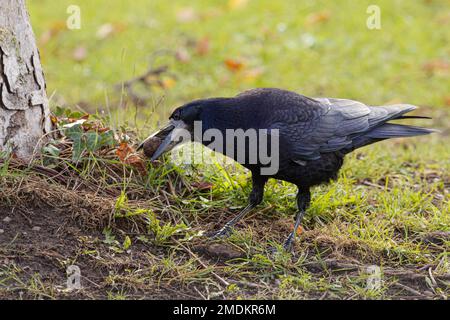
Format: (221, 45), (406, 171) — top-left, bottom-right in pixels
(0, 0), (51, 161)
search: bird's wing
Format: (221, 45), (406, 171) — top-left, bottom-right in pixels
(269, 97), (372, 161)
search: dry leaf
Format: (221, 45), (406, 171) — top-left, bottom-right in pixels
(444, 96), (450, 106)
(72, 46), (88, 62)
(175, 48), (191, 63)
(243, 67), (264, 82)
(228, 0), (249, 10)
(176, 7), (198, 23)
(436, 12), (450, 25)
(96, 23), (126, 40)
(116, 142), (147, 175)
(224, 59), (245, 72)
(50, 115), (58, 125)
(161, 77), (176, 89)
(39, 21), (66, 45)
(124, 154), (148, 175)
(305, 10), (331, 26)
(191, 181), (214, 191)
(196, 37), (210, 56)
(422, 59), (449, 76)
(116, 142), (134, 162)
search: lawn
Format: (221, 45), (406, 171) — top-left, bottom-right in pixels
(0, 0), (448, 299)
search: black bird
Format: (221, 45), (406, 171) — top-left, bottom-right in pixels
(139, 88), (434, 250)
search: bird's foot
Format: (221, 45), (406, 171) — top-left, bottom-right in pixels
(209, 226), (232, 240)
(282, 232), (295, 252)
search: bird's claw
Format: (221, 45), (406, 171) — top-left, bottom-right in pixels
(282, 233), (295, 252)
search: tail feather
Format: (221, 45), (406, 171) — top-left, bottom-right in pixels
(366, 123), (435, 139)
(342, 105), (435, 153)
(395, 115), (432, 120)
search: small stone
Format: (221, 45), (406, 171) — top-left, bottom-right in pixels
(32, 226), (41, 232)
(3, 216), (12, 223)
(0, 229), (4, 234)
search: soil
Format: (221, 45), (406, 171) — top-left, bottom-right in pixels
(0, 206), (194, 299)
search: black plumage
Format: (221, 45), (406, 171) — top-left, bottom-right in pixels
(140, 88), (434, 250)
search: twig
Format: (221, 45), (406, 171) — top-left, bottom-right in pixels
(393, 282), (425, 297)
(175, 240), (230, 287)
(193, 286), (207, 300)
(360, 180), (392, 192)
(228, 279), (266, 289)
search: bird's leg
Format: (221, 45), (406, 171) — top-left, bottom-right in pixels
(210, 174), (266, 239)
(283, 188), (311, 251)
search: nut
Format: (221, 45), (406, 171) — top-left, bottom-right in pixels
(143, 136), (163, 158)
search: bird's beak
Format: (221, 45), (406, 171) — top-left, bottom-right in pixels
(137, 120), (189, 161)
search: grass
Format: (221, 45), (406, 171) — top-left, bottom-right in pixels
(0, 0), (449, 299)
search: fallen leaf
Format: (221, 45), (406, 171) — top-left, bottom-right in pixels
(125, 154), (148, 175)
(196, 37), (210, 56)
(436, 12), (450, 25)
(72, 46), (88, 62)
(444, 96), (450, 106)
(50, 115), (58, 125)
(175, 48), (191, 63)
(176, 7), (197, 23)
(161, 77), (176, 89)
(96, 22), (126, 40)
(116, 142), (134, 162)
(242, 67), (264, 82)
(224, 58), (245, 72)
(422, 59), (449, 76)
(305, 10), (331, 26)
(191, 181), (214, 191)
(39, 21), (66, 45)
(228, 0), (249, 10)
(116, 142), (147, 175)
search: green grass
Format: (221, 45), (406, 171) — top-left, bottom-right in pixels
(1, 0), (448, 299)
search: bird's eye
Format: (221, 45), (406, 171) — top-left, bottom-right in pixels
(172, 112), (181, 121)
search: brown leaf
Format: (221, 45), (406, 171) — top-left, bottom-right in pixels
(176, 7), (198, 23)
(444, 96), (450, 106)
(422, 59), (449, 76)
(124, 154), (148, 175)
(436, 12), (450, 25)
(50, 115), (58, 125)
(305, 10), (331, 26)
(39, 21), (66, 45)
(224, 58), (245, 72)
(73, 46), (88, 62)
(161, 77), (176, 89)
(96, 22), (126, 40)
(242, 67), (264, 82)
(116, 142), (147, 175)
(291, 223), (303, 235)
(228, 0), (249, 10)
(191, 181), (214, 191)
(196, 37), (210, 56)
(175, 48), (191, 63)
(116, 142), (134, 162)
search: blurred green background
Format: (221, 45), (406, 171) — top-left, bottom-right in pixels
(28, 0), (449, 128)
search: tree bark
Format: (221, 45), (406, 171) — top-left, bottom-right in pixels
(0, 0), (51, 161)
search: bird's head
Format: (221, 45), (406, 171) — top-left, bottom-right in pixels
(137, 99), (211, 161)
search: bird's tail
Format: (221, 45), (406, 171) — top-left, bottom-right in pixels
(365, 123), (435, 139)
(343, 105), (436, 153)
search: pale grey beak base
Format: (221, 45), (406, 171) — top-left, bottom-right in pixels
(150, 133), (176, 161)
